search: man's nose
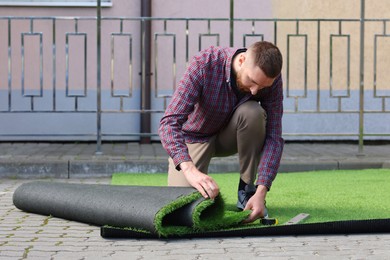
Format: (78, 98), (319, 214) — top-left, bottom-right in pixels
(250, 86), (258, 95)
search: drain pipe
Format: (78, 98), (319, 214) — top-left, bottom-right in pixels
(140, 0), (152, 143)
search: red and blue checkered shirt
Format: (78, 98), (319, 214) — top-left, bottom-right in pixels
(159, 46), (284, 189)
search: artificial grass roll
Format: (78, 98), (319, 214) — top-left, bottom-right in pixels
(13, 181), (250, 237)
(15, 169), (390, 239)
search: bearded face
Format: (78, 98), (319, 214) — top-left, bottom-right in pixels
(236, 69), (250, 93)
(234, 51), (276, 96)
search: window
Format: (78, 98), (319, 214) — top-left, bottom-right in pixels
(0, 0), (112, 7)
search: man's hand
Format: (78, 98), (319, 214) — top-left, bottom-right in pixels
(180, 161), (219, 199)
(243, 185), (268, 223)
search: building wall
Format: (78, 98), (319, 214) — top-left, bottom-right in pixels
(0, 0), (389, 141)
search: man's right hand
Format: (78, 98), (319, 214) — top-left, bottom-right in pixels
(180, 161), (220, 199)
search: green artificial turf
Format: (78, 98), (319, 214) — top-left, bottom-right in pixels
(112, 169), (390, 226)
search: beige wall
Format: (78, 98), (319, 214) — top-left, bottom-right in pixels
(273, 0), (390, 19)
(271, 0), (390, 94)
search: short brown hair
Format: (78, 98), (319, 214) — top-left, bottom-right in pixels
(248, 41), (283, 78)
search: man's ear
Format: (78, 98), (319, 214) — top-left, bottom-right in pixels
(238, 53), (247, 67)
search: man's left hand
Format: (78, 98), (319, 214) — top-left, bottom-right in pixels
(242, 185), (268, 223)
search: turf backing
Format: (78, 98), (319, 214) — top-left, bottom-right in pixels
(112, 169), (390, 225)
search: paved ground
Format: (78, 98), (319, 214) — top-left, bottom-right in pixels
(0, 142), (389, 178)
(1, 142), (390, 259)
(2, 178), (390, 260)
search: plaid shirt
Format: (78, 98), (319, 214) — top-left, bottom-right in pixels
(159, 46), (284, 189)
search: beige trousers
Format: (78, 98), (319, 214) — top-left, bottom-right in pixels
(168, 101), (267, 187)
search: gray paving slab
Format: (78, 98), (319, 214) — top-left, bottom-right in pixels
(1, 178), (390, 259)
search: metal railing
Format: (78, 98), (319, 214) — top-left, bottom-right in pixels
(0, 0), (389, 154)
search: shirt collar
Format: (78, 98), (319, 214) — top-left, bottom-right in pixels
(228, 48), (248, 100)
(225, 48), (247, 82)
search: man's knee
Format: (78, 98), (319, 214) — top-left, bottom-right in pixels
(235, 101), (267, 126)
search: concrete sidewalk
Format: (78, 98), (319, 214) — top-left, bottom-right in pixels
(0, 142), (389, 178)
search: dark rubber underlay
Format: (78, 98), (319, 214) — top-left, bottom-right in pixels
(101, 218), (390, 239)
(13, 181), (201, 235)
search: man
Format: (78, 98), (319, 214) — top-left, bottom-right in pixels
(159, 41), (284, 223)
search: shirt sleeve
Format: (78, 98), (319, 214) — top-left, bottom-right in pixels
(256, 75), (284, 189)
(158, 55), (204, 170)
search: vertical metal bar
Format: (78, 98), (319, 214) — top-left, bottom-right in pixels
(338, 20), (342, 34)
(75, 18), (78, 33)
(185, 20), (189, 65)
(347, 35), (351, 93)
(382, 22), (386, 112)
(96, 0), (102, 154)
(304, 35), (308, 98)
(140, 0), (152, 143)
(65, 33), (69, 96)
(83, 32), (88, 97)
(286, 35), (290, 98)
(274, 21), (277, 45)
(358, 0), (365, 154)
(110, 34), (114, 97)
(172, 35), (176, 92)
(8, 18), (11, 111)
(154, 33), (158, 97)
(74, 18), (79, 112)
(30, 19), (34, 111)
(316, 21), (321, 112)
(229, 0), (234, 47)
(52, 18), (56, 111)
(21, 33), (25, 97)
(39, 33), (43, 98)
(330, 36), (333, 96)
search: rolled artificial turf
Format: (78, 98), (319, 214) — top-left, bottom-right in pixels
(13, 169), (390, 239)
(13, 181), (249, 237)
